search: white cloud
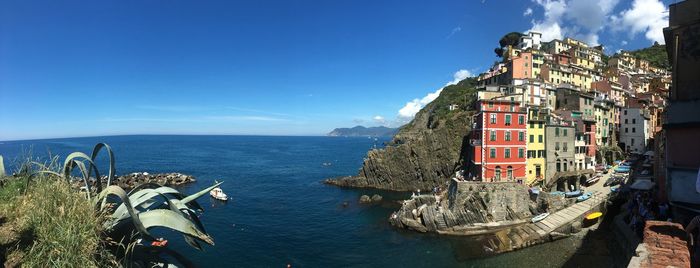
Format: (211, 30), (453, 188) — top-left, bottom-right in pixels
(397, 69), (472, 120)
(446, 26), (462, 39)
(528, 0), (621, 45)
(528, 0), (567, 41)
(621, 40), (628, 46)
(373, 115), (386, 125)
(447, 69), (472, 86)
(610, 0), (668, 44)
(524, 7), (533, 16)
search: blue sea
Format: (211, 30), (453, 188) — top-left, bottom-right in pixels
(0, 135), (591, 267)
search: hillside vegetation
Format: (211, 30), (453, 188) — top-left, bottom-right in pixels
(628, 43), (669, 69)
(326, 78), (478, 191)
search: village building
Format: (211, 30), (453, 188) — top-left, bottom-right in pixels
(467, 100), (528, 182)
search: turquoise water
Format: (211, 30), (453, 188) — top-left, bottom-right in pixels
(0, 135), (590, 267)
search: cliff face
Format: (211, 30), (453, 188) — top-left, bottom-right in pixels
(325, 78), (477, 191)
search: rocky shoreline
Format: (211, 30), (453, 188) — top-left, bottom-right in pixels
(389, 179), (573, 234)
(72, 172), (196, 191)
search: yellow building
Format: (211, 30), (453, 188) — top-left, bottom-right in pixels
(526, 107), (547, 185)
(571, 69), (592, 91)
(531, 50), (545, 79)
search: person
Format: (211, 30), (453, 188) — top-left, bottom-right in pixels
(658, 203), (669, 220)
(686, 215), (700, 266)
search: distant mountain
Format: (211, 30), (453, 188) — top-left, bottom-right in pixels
(327, 126), (398, 137)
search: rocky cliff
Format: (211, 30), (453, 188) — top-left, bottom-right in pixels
(325, 78), (478, 191)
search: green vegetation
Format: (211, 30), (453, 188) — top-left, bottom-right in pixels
(628, 42), (669, 69)
(0, 143), (220, 267)
(428, 77), (478, 118)
(0, 176), (116, 267)
(494, 32), (524, 57)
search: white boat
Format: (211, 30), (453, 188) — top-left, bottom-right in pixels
(531, 212), (550, 223)
(210, 187), (228, 201)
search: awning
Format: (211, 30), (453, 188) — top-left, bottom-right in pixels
(644, 151), (655, 157)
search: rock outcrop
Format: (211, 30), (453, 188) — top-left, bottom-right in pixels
(389, 180), (573, 234)
(325, 79), (478, 191)
(113, 172), (196, 190)
(73, 172), (196, 191)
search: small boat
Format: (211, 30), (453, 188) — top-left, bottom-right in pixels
(610, 186), (620, 193)
(576, 192), (593, 202)
(586, 175), (601, 185)
(210, 186), (229, 201)
(532, 213), (550, 223)
(322, 162), (333, 166)
(585, 212), (603, 220)
(549, 191), (565, 196)
(565, 190), (582, 198)
(529, 187), (540, 195)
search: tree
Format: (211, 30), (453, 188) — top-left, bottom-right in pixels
(494, 32), (524, 57)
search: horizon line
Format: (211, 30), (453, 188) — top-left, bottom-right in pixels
(0, 133), (357, 143)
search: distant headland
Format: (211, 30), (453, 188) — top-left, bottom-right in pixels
(327, 126), (398, 137)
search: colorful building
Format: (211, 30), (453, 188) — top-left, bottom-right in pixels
(468, 100), (528, 182)
(526, 106), (547, 185)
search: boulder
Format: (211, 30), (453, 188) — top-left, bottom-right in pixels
(371, 194), (383, 202)
(359, 195), (371, 203)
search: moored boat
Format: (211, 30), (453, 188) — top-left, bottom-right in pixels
(531, 212), (550, 223)
(565, 190), (582, 198)
(585, 212), (603, 220)
(576, 192), (592, 202)
(210, 186), (229, 201)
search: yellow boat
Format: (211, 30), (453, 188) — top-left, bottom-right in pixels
(585, 212), (603, 220)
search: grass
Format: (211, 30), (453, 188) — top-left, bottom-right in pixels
(0, 174), (117, 267)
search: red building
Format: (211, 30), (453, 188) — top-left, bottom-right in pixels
(468, 99), (528, 182)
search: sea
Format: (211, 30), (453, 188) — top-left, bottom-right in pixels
(0, 135), (594, 267)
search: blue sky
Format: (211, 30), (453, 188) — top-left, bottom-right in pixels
(0, 0), (670, 141)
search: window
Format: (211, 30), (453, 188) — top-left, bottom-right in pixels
(538, 150), (545, 158)
(538, 135), (543, 143)
(632, 127), (636, 133)
(519, 115), (524, 125)
(490, 148), (496, 158)
(631, 138), (635, 146)
(563, 162), (568, 171)
(624, 110), (628, 115)
(505, 115), (512, 125)
(491, 114), (497, 124)
(519, 132), (525, 141)
(625, 128), (628, 133)
(518, 148), (524, 158)
(633, 119), (636, 124)
(555, 127), (560, 137)
(563, 142), (568, 152)
(625, 119), (628, 124)
(505, 148), (511, 158)
(530, 135), (534, 143)
(488, 102), (494, 108)
(505, 131), (511, 141)
(538, 122), (543, 128)
(555, 142), (560, 150)
(556, 161), (561, 172)
(563, 129), (568, 136)
(530, 122), (535, 128)
(495, 166), (501, 181)
(490, 130), (496, 141)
